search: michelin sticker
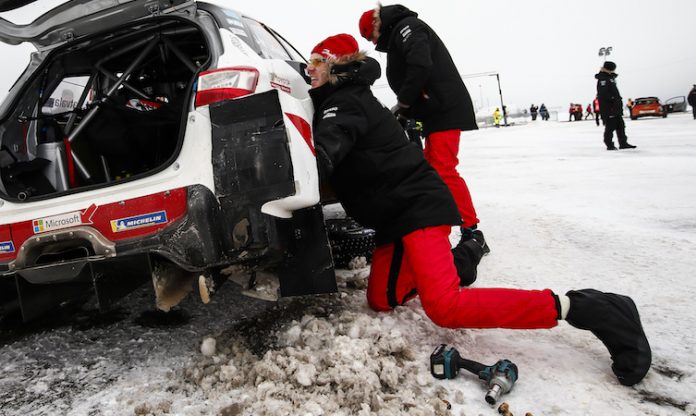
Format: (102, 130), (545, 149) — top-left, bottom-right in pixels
(0, 241), (15, 254)
(110, 211), (168, 233)
(33, 211), (82, 233)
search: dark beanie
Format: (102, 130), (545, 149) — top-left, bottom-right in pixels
(603, 61), (617, 71)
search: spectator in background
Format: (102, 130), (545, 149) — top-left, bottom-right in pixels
(595, 61), (636, 150)
(539, 103), (549, 120)
(530, 104), (539, 121)
(688, 85), (696, 120)
(493, 108), (502, 127)
(626, 98), (635, 118)
(593, 96), (601, 126)
(585, 103), (593, 120)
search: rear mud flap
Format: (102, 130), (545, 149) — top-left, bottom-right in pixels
(12, 254), (150, 322)
(276, 205), (337, 297)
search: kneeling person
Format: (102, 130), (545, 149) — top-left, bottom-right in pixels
(308, 34), (651, 387)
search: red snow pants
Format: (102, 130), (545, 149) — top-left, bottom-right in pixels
(424, 130), (479, 228)
(366, 225), (559, 329)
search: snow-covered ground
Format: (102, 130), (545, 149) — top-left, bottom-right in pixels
(1, 113), (695, 416)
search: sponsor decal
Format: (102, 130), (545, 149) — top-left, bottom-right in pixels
(33, 212), (82, 233)
(0, 241), (15, 254)
(32, 204), (97, 234)
(110, 211), (168, 233)
(270, 76), (292, 94)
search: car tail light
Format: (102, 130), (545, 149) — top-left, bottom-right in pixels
(195, 67), (259, 107)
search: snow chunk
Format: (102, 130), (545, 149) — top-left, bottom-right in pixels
(201, 337), (216, 356)
(294, 363), (317, 386)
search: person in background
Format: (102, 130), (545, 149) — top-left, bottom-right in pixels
(307, 33), (651, 389)
(593, 96), (601, 126)
(585, 103), (593, 120)
(493, 107), (502, 127)
(530, 104), (538, 121)
(626, 98), (635, 118)
(595, 61), (636, 150)
(539, 103), (549, 120)
(688, 84), (696, 120)
(358, 4), (489, 281)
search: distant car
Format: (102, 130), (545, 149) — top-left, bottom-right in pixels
(630, 97), (667, 120)
(663, 96), (687, 113)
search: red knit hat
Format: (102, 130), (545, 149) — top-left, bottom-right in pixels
(311, 34), (359, 60)
(359, 9), (376, 40)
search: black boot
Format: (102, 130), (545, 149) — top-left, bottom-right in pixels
(472, 229), (491, 255)
(619, 143), (637, 149)
(565, 289), (651, 386)
(451, 228), (486, 286)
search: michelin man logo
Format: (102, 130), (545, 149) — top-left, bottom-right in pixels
(110, 211), (168, 232)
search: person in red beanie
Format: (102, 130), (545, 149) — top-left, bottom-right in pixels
(359, 5), (488, 281)
(307, 33), (651, 387)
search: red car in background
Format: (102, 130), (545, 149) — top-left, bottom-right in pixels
(630, 97), (667, 120)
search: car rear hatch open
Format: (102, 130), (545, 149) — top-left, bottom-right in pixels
(0, 0), (196, 49)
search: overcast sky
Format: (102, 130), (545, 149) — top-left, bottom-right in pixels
(2, 0), (695, 111)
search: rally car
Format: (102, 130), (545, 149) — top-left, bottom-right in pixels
(630, 97), (667, 120)
(0, 0), (373, 322)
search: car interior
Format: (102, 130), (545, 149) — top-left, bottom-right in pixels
(0, 17), (210, 201)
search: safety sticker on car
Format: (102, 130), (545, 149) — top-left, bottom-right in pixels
(110, 211), (168, 233)
(0, 241), (15, 254)
(33, 211), (83, 233)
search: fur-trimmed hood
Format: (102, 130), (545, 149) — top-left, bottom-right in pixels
(327, 52), (380, 86)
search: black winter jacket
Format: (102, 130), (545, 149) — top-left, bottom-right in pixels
(595, 71), (623, 118)
(375, 5), (477, 136)
(688, 88), (696, 107)
(309, 57), (461, 244)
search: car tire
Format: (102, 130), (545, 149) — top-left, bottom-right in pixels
(631, 115), (637, 120)
(326, 218), (376, 269)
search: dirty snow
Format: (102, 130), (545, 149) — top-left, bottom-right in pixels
(1, 113), (696, 416)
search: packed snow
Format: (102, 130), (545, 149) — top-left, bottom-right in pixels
(1, 113), (695, 416)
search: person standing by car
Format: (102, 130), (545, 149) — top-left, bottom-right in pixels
(688, 85), (696, 120)
(626, 98), (635, 118)
(307, 34), (651, 388)
(358, 5), (489, 263)
(493, 108), (502, 127)
(595, 61), (636, 150)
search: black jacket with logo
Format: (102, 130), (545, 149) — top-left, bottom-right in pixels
(375, 5), (477, 136)
(309, 57), (461, 244)
(595, 71), (623, 118)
